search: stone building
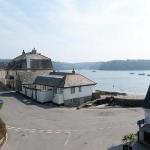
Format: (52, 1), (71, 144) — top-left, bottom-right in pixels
(5, 48), (53, 90)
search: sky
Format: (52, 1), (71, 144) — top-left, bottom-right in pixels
(0, 0), (150, 62)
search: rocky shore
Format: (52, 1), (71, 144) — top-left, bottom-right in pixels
(79, 90), (146, 109)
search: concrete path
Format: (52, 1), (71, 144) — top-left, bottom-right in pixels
(0, 91), (149, 150)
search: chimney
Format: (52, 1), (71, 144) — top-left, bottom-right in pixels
(22, 50), (25, 55)
(72, 68), (75, 74)
(32, 48), (37, 54)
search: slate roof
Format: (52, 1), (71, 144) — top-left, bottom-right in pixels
(34, 75), (65, 87)
(34, 72), (96, 88)
(7, 49), (53, 70)
(18, 71), (51, 84)
(14, 52), (49, 61)
(144, 86), (150, 109)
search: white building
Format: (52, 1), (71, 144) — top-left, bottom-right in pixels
(138, 86), (150, 146)
(21, 70), (96, 106)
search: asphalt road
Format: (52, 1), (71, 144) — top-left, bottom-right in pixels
(0, 91), (148, 150)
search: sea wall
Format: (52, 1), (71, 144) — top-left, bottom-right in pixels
(114, 98), (144, 107)
(83, 95), (145, 108)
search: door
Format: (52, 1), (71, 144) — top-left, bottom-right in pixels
(144, 131), (150, 144)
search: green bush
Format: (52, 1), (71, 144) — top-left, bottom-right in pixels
(122, 133), (137, 146)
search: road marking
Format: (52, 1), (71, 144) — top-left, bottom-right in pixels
(14, 128), (21, 132)
(6, 123), (135, 136)
(64, 132), (71, 146)
(23, 129), (30, 132)
(47, 131), (52, 134)
(38, 130), (45, 133)
(31, 129), (36, 132)
(8, 126), (16, 129)
(47, 130), (52, 132)
(55, 130), (61, 134)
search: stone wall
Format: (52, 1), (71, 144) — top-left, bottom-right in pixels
(114, 98), (144, 107)
(64, 96), (91, 107)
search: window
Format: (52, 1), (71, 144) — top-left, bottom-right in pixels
(59, 88), (63, 94)
(79, 86), (82, 92)
(144, 132), (150, 144)
(42, 85), (47, 91)
(57, 88), (63, 94)
(71, 87), (75, 94)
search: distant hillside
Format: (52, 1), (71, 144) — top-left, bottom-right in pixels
(1, 59), (150, 70)
(53, 61), (102, 70)
(0, 59), (101, 70)
(99, 60), (150, 70)
(0, 59), (10, 69)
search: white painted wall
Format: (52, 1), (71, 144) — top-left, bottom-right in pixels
(26, 88), (32, 97)
(21, 86), (53, 103)
(145, 109), (150, 124)
(37, 90), (53, 103)
(63, 85), (94, 101)
(21, 85), (94, 104)
(21, 86), (26, 95)
(53, 94), (64, 104)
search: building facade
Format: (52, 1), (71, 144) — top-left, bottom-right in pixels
(21, 70), (96, 106)
(5, 48), (53, 90)
(1, 49), (96, 107)
(138, 86), (150, 146)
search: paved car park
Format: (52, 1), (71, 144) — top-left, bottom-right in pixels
(0, 90), (149, 150)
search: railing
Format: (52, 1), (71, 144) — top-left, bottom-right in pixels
(137, 119), (145, 128)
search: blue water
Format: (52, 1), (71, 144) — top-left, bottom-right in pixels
(64, 70), (150, 95)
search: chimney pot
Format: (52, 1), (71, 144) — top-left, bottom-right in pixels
(72, 68), (75, 74)
(32, 48), (37, 54)
(22, 50), (25, 55)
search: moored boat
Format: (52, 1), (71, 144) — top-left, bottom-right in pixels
(138, 73), (145, 76)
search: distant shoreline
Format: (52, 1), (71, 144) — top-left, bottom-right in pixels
(95, 90), (145, 98)
(2, 59), (150, 70)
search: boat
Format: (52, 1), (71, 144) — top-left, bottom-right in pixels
(92, 70), (96, 72)
(130, 73), (135, 75)
(147, 74), (150, 76)
(138, 73), (145, 76)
